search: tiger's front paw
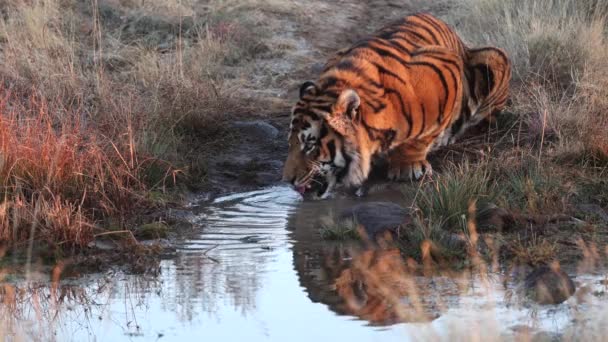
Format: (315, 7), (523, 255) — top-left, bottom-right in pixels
(387, 159), (432, 181)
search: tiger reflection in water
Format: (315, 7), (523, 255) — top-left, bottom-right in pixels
(318, 244), (446, 326)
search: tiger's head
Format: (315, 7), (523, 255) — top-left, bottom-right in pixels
(282, 81), (369, 199)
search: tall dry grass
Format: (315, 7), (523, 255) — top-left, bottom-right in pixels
(0, 0), (273, 250)
(451, 0), (608, 163)
(0, 89), (149, 248)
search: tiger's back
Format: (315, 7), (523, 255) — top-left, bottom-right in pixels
(326, 13), (511, 145)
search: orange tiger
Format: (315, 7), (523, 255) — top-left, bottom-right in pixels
(282, 13), (511, 198)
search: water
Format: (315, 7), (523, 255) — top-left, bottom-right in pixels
(1, 186), (608, 341)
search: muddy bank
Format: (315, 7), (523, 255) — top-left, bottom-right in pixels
(204, 119), (288, 194)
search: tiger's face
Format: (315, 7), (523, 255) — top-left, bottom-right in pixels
(282, 81), (361, 199)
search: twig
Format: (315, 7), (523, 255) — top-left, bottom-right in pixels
(538, 109), (547, 169)
(93, 230), (139, 244)
(202, 244), (220, 263)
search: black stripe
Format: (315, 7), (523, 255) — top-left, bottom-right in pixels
(404, 21), (439, 44)
(451, 112), (466, 136)
(437, 62), (460, 124)
(321, 90), (340, 99)
(327, 140), (336, 161)
(371, 61), (408, 87)
(332, 62), (384, 90)
(310, 103), (333, 113)
(368, 42), (410, 66)
(389, 37), (417, 54)
(319, 124), (329, 139)
(410, 49), (460, 69)
(321, 76), (339, 89)
(415, 14), (452, 48)
(377, 27), (402, 40)
(401, 25), (430, 43)
(441, 62), (460, 123)
(335, 145), (351, 182)
(383, 129), (397, 150)
(417, 102), (426, 138)
(293, 108), (321, 121)
(384, 88), (413, 137)
(392, 34), (422, 50)
(334, 59), (357, 71)
(361, 121), (397, 151)
(369, 37), (411, 57)
(367, 97), (387, 113)
(462, 90), (472, 120)
(465, 66), (478, 104)
(418, 54), (460, 68)
(474, 64), (494, 98)
(408, 61), (449, 120)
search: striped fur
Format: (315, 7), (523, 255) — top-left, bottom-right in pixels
(282, 13), (511, 198)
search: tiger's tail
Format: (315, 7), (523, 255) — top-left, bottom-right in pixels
(466, 46), (512, 123)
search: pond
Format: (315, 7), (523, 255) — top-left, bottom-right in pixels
(1, 186), (608, 341)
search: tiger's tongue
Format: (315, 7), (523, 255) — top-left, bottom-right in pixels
(295, 185), (307, 194)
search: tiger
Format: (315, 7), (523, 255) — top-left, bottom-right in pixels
(282, 13), (511, 199)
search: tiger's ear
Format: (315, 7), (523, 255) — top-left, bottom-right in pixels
(334, 89), (361, 121)
(326, 89), (360, 136)
(299, 81), (318, 99)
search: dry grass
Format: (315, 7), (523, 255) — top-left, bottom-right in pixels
(507, 229), (558, 265)
(451, 0), (608, 163)
(0, 0), (281, 251)
(0, 90), (148, 249)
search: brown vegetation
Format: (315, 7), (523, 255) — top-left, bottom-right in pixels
(0, 0), (280, 251)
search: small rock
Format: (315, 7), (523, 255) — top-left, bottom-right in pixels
(523, 263), (576, 304)
(340, 202), (411, 239)
(231, 120), (279, 141)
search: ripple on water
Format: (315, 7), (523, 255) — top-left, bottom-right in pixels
(180, 186), (301, 253)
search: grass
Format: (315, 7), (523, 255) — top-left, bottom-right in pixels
(319, 215), (360, 241)
(0, 0), (283, 253)
(506, 229), (559, 265)
(499, 160), (567, 215)
(451, 0), (608, 163)
(415, 161), (498, 233)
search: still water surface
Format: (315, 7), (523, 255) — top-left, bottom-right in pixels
(2, 186), (608, 341)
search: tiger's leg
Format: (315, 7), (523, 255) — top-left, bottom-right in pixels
(387, 139), (434, 181)
(388, 46), (463, 180)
